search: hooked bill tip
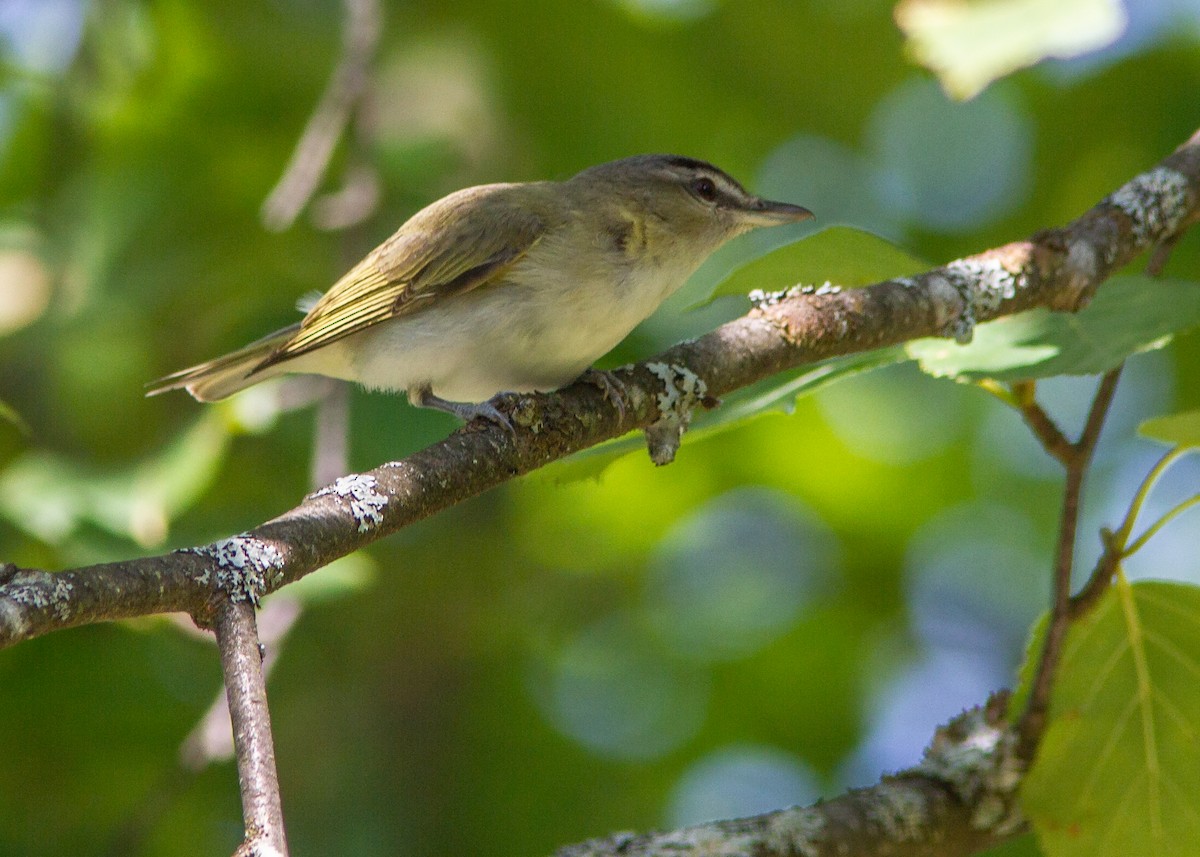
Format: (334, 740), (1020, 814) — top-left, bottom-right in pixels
(755, 199), (814, 222)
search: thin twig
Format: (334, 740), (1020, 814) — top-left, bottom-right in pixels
(973, 378), (1020, 408)
(1059, 231), (1185, 621)
(1068, 529), (1124, 619)
(1012, 381), (1073, 464)
(214, 599), (289, 857)
(1125, 493), (1200, 554)
(1115, 447), (1187, 545)
(311, 378), (352, 487)
(1016, 366), (1123, 758)
(1069, 449), (1198, 616)
(260, 0), (382, 231)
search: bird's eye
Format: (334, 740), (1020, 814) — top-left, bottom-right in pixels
(692, 176), (718, 202)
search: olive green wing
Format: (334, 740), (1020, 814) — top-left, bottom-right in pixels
(261, 186), (547, 365)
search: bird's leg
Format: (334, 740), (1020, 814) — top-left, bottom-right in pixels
(580, 368), (627, 422)
(409, 385), (514, 431)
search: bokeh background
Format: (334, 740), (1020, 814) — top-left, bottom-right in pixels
(1, 1), (1198, 855)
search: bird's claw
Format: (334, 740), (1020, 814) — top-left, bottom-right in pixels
(411, 385), (515, 432)
(581, 368), (627, 422)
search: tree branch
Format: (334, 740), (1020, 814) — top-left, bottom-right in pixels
(1011, 381), (1072, 464)
(259, 0), (382, 231)
(2, 129), (1199, 650)
(1015, 367), (1122, 759)
(555, 700), (1025, 857)
(215, 599), (290, 857)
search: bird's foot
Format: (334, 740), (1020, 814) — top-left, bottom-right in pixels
(410, 385), (514, 431)
(580, 368), (627, 422)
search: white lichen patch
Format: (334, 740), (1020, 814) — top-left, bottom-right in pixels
(1065, 238), (1101, 290)
(3, 572), (75, 622)
(1106, 166), (1191, 245)
(51, 577), (73, 620)
(647, 362), (705, 417)
(186, 535), (285, 604)
(245, 843), (287, 857)
(917, 708), (1024, 835)
(749, 282), (843, 308)
(749, 286), (801, 307)
(313, 473), (389, 533)
(868, 781), (928, 842)
(936, 257), (1027, 344)
(0, 598), (26, 637)
(764, 806), (824, 854)
(949, 256), (1024, 313)
(644, 362), (708, 466)
(927, 273), (976, 344)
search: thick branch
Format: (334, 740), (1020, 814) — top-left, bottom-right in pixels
(556, 702), (1024, 857)
(2, 129), (1199, 649)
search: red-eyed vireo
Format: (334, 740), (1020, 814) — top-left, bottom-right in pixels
(148, 155), (813, 422)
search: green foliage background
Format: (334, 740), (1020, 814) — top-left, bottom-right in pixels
(0, 1), (1198, 855)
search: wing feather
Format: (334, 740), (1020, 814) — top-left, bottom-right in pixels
(260, 184), (548, 365)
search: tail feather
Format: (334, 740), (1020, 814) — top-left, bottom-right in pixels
(146, 323), (301, 402)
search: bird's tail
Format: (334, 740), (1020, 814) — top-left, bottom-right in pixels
(145, 323), (301, 402)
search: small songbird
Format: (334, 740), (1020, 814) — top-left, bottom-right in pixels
(147, 155), (813, 423)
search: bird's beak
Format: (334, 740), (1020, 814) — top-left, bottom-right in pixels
(740, 197), (815, 226)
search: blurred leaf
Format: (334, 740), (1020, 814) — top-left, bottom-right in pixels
(1138, 410), (1200, 448)
(693, 346), (911, 435)
(0, 413), (230, 547)
(974, 832), (1047, 857)
(543, 346), (910, 483)
(0, 399), (30, 436)
(908, 275), (1200, 382)
(699, 226), (929, 305)
(896, 0), (1126, 99)
(1020, 577), (1200, 857)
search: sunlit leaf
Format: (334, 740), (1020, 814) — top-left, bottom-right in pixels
(543, 346), (909, 483)
(699, 226), (929, 305)
(896, 0), (1126, 99)
(1139, 410), (1200, 448)
(693, 346), (910, 434)
(1020, 578), (1200, 857)
(0, 412), (230, 547)
(909, 275), (1200, 382)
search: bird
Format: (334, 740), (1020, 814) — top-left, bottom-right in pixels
(147, 154), (813, 424)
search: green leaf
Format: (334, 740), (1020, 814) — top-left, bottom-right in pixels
(1139, 410), (1200, 448)
(542, 346), (910, 483)
(0, 412), (230, 548)
(700, 226), (929, 305)
(975, 832), (1047, 857)
(0, 399), (31, 436)
(909, 275), (1200, 382)
(692, 345), (911, 434)
(1020, 578), (1200, 857)
(897, 0), (1125, 99)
